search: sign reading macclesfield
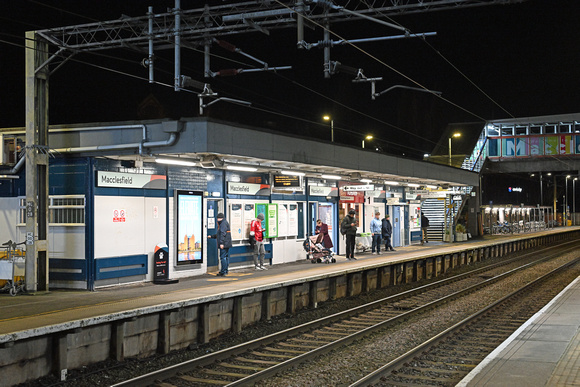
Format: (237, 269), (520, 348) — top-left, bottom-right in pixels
(96, 171), (167, 189)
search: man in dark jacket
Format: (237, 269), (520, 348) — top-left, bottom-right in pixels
(421, 212), (430, 245)
(340, 209), (358, 260)
(381, 214), (396, 251)
(208, 213), (232, 276)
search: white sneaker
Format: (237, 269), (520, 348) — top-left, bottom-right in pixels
(260, 265), (268, 270)
(255, 266), (262, 270)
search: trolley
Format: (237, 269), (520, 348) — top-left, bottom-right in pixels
(0, 240), (26, 296)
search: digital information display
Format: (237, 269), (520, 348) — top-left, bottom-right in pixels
(273, 174), (301, 187)
(176, 190), (203, 264)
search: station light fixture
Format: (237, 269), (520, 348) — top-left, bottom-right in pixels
(226, 165), (258, 172)
(360, 178), (373, 183)
(155, 157), (196, 167)
(407, 183), (421, 188)
(384, 180), (399, 185)
(321, 174), (341, 180)
(547, 172), (552, 176)
(281, 170), (305, 176)
(425, 185), (438, 189)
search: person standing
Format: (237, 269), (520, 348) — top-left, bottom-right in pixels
(315, 219), (333, 249)
(370, 211), (382, 254)
(340, 209), (358, 260)
(207, 213), (232, 276)
(382, 214), (396, 251)
(421, 212), (430, 245)
(251, 213), (267, 270)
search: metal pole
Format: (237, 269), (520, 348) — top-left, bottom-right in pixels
(331, 119), (334, 142)
(573, 178), (576, 226)
(25, 31), (50, 292)
(296, 1), (304, 45)
(323, 17), (330, 78)
(174, 0), (181, 90)
(553, 175), (557, 225)
(148, 7), (154, 83)
(448, 137), (452, 166)
(565, 177), (568, 226)
(540, 172), (544, 206)
(204, 5), (211, 78)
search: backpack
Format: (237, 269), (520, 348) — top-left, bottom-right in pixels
(340, 217), (348, 235)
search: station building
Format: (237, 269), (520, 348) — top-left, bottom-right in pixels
(0, 117), (478, 290)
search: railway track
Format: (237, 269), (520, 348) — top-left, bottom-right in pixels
(350, 255), (580, 387)
(112, 240), (579, 387)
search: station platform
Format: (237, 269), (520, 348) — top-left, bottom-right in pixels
(0, 239), (451, 336)
(0, 228), (577, 338)
(0, 227), (578, 386)
(458, 275), (580, 387)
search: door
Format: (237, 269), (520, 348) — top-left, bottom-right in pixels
(318, 202), (336, 252)
(309, 202), (317, 237)
(206, 199), (223, 272)
(392, 205), (402, 247)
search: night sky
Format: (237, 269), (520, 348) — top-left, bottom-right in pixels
(2, 0), (580, 159)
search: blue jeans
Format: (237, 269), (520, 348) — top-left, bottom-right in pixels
(219, 248), (229, 274)
(372, 234), (382, 253)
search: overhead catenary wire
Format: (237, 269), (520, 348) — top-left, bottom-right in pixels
(358, 0), (515, 119)
(274, 0), (488, 122)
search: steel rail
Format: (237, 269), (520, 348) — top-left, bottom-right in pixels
(111, 240), (578, 387)
(349, 256), (580, 386)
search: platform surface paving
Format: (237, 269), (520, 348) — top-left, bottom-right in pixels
(458, 275), (580, 387)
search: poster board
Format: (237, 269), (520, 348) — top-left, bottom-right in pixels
(288, 204), (298, 236)
(243, 203), (255, 238)
(278, 204), (288, 237)
(229, 203), (243, 240)
(266, 203), (278, 238)
(175, 190), (203, 264)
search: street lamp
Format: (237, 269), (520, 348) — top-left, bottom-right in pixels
(323, 115), (334, 142)
(362, 135), (373, 149)
(448, 132), (461, 166)
(565, 175), (571, 226)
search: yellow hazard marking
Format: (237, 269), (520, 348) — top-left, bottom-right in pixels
(208, 278), (239, 282)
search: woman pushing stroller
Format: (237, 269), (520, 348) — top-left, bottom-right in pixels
(315, 219), (333, 249)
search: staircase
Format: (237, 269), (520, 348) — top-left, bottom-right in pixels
(421, 199), (446, 241)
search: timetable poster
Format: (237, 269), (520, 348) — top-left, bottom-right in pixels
(176, 190), (203, 264)
(244, 204), (255, 238)
(278, 204), (288, 237)
(230, 203), (243, 240)
(288, 204), (298, 236)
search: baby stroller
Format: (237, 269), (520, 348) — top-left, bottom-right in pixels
(303, 234), (336, 264)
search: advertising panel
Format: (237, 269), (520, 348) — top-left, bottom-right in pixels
(267, 203), (278, 238)
(175, 190), (203, 264)
(545, 136), (558, 155)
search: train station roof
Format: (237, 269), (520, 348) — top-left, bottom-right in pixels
(2, 117), (479, 187)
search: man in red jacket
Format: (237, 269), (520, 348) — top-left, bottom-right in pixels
(250, 213), (267, 270)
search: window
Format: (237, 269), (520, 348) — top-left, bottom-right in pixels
(529, 126), (542, 135)
(19, 195), (85, 225)
(558, 123), (572, 133)
(500, 126), (514, 136)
